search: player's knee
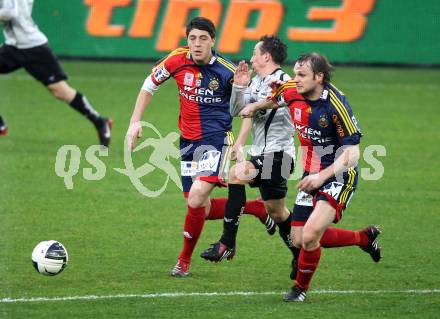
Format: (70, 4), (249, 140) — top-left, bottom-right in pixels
(48, 82), (75, 102)
(187, 194), (204, 208)
(187, 189), (209, 208)
(265, 203), (285, 223)
(302, 227), (321, 249)
(228, 165), (241, 184)
(48, 84), (67, 101)
(292, 235), (302, 248)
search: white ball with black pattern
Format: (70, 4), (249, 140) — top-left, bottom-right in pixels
(31, 240), (68, 276)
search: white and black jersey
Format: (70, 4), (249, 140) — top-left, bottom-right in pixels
(230, 68), (295, 157)
(0, 0), (47, 48)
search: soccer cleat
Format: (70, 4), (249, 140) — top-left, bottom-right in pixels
(283, 286), (307, 302)
(170, 259), (190, 277)
(360, 225), (382, 262)
(0, 126), (8, 136)
(0, 117), (7, 136)
(290, 257), (298, 280)
(96, 117), (113, 148)
(264, 214), (277, 236)
(200, 241), (235, 262)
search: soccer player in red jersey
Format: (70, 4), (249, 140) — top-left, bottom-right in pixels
(126, 17), (272, 277)
(241, 52), (382, 302)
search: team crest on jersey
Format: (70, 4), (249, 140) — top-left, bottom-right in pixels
(209, 78), (220, 91)
(184, 72), (194, 86)
(319, 114), (329, 128)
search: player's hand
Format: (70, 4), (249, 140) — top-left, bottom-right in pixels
(239, 103), (257, 118)
(233, 60), (252, 87)
(230, 143), (245, 162)
(126, 121), (143, 151)
(296, 174), (324, 194)
(269, 79), (285, 91)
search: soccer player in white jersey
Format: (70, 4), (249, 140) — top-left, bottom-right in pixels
(0, 0), (112, 146)
(201, 36), (299, 271)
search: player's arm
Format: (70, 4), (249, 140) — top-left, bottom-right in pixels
(297, 144), (360, 194)
(127, 60), (172, 150)
(231, 117), (252, 162)
(127, 89), (153, 151)
(230, 60), (252, 116)
(298, 92), (362, 193)
(239, 79), (292, 118)
(239, 100), (277, 118)
(0, 0), (18, 21)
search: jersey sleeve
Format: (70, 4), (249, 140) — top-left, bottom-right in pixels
(328, 91), (362, 145)
(142, 47), (188, 95)
(230, 84), (249, 117)
(270, 80), (301, 107)
(0, 0), (18, 21)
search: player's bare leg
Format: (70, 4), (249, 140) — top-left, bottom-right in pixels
(47, 81), (112, 147)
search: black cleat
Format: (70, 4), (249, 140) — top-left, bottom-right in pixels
(290, 257), (298, 280)
(200, 241), (235, 262)
(264, 214), (277, 236)
(283, 286), (307, 302)
(360, 225), (382, 262)
(96, 117), (112, 147)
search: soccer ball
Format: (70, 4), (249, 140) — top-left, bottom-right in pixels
(31, 240), (68, 276)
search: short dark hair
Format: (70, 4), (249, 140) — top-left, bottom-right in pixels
(186, 17), (216, 39)
(296, 52), (333, 83)
(258, 35), (287, 65)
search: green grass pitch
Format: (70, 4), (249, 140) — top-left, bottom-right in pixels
(1, 61), (440, 318)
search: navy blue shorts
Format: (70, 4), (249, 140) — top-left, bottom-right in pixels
(292, 168), (358, 225)
(180, 132), (234, 197)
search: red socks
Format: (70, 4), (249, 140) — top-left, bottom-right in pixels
(178, 205), (206, 263)
(294, 228), (370, 290)
(205, 198), (266, 222)
(205, 198), (227, 220)
(320, 227), (369, 248)
(244, 199), (266, 222)
(295, 246), (321, 290)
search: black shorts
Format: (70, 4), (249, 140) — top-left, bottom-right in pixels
(248, 151), (294, 201)
(0, 43), (67, 85)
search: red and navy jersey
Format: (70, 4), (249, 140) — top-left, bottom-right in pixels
(273, 81), (362, 174)
(149, 46), (236, 140)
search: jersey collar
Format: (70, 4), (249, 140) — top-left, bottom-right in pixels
(320, 83), (331, 101)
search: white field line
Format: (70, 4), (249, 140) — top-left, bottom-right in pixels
(1, 289), (440, 303)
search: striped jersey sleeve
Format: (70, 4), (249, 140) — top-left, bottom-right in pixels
(327, 83), (362, 145)
(271, 80), (302, 106)
(150, 47), (190, 85)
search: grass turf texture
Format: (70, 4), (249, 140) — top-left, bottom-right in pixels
(1, 61), (439, 318)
